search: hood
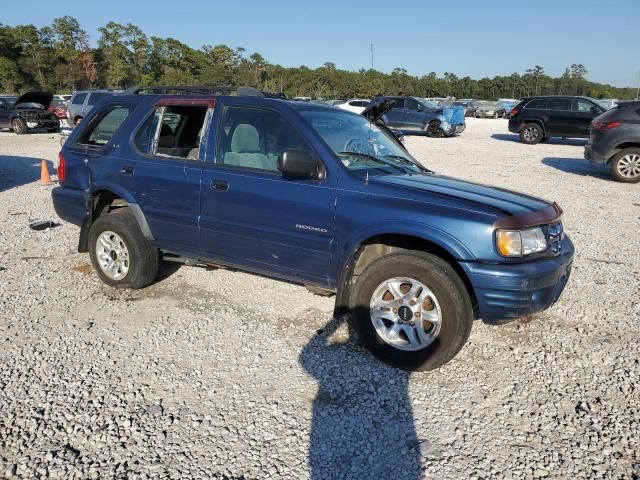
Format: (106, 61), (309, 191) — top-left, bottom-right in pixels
(361, 98), (395, 122)
(370, 172), (552, 218)
(13, 91), (53, 110)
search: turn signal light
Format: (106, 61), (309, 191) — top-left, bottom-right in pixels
(58, 152), (66, 182)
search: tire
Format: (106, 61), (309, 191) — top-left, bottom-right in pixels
(425, 121), (443, 138)
(12, 118), (27, 135)
(609, 148), (640, 183)
(493, 113), (498, 119)
(349, 251), (473, 371)
(519, 123), (543, 144)
(88, 208), (160, 289)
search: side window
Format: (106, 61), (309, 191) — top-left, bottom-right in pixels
(405, 99), (420, 111)
(525, 99), (546, 109)
(547, 98), (571, 111)
(217, 106), (310, 172)
(134, 105), (208, 160)
(87, 92), (109, 107)
(76, 105), (133, 146)
(573, 99), (594, 112)
(72, 93), (87, 105)
(392, 99), (405, 110)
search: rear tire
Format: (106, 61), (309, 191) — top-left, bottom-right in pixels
(610, 148), (640, 183)
(88, 208), (159, 289)
(349, 252), (473, 371)
(519, 123), (543, 144)
(12, 118), (27, 135)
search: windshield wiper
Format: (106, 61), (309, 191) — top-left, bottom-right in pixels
(382, 154), (429, 172)
(338, 151), (413, 172)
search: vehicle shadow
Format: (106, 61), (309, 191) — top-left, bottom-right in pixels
(492, 134), (588, 146)
(0, 155), (51, 194)
(299, 314), (422, 480)
(542, 157), (612, 180)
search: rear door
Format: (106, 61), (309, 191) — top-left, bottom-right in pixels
(0, 100), (10, 128)
(383, 98), (408, 128)
(572, 98), (602, 137)
(118, 99), (212, 254)
(545, 97), (576, 136)
(199, 101), (336, 286)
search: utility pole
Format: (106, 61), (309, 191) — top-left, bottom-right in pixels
(370, 43), (374, 70)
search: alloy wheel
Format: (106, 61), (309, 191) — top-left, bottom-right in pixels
(616, 153), (640, 179)
(95, 231), (130, 280)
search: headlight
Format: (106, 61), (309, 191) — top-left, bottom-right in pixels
(496, 227), (547, 257)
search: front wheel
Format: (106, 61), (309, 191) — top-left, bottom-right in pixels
(88, 208), (160, 289)
(610, 148), (640, 183)
(12, 118), (27, 134)
(425, 121), (443, 138)
(349, 252), (473, 371)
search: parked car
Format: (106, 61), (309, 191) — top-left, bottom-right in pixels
(452, 100), (473, 115)
(336, 99), (371, 114)
(498, 100), (518, 118)
(584, 100), (640, 183)
(474, 102), (505, 119)
(51, 85), (573, 371)
(371, 96), (466, 137)
(67, 89), (115, 126)
(55, 94), (72, 102)
(0, 91), (59, 134)
(509, 96), (606, 144)
(465, 100), (488, 117)
(48, 98), (69, 120)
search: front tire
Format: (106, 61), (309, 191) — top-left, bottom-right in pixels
(425, 121), (443, 138)
(519, 123), (543, 144)
(610, 148), (640, 183)
(349, 252), (473, 371)
(88, 208), (159, 289)
(12, 118), (27, 135)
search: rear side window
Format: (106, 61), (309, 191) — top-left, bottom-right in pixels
(87, 92), (110, 106)
(525, 99), (546, 109)
(72, 93), (87, 105)
(547, 98), (571, 111)
(76, 105), (134, 146)
(134, 105), (209, 160)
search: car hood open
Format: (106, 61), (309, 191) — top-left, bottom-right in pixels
(13, 91), (53, 110)
(361, 98), (395, 122)
(371, 172), (554, 220)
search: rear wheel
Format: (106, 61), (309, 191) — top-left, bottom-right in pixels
(519, 123), (543, 144)
(88, 208), (159, 289)
(610, 148), (640, 183)
(12, 118), (27, 135)
(349, 252), (473, 371)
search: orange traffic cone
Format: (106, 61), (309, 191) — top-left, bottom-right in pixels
(40, 160), (52, 185)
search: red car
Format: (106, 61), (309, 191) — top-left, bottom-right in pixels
(47, 99), (68, 120)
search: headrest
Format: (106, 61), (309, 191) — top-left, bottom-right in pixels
(230, 124), (260, 153)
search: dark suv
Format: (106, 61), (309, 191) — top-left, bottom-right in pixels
(51, 85), (573, 371)
(509, 96), (606, 144)
(584, 101), (640, 183)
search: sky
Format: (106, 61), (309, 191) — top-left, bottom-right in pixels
(4, 0), (640, 88)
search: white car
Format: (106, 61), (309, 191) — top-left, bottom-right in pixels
(336, 99), (370, 114)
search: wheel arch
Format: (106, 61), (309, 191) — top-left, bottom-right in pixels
(520, 118), (546, 135)
(334, 231), (479, 320)
(78, 188), (153, 252)
(608, 142), (640, 163)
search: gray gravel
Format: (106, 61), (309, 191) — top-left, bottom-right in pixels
(0, 119), (638, 479)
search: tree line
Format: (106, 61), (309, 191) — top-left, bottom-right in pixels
(0, 17), (636, 100)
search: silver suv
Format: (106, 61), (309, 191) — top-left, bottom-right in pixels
(67, 90), (115, 126)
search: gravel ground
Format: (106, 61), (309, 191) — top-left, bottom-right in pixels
(0, 118), (638, 479)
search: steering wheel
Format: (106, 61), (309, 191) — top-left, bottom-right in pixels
(344, 138), (369, 154)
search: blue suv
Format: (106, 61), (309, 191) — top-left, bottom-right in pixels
(52, 85), (574, 370)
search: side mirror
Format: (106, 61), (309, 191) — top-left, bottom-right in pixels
(591, 106), (602, 114)
(416, 104), (424, 112)
(278, 149), (326, 181)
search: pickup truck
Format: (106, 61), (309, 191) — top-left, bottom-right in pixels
(52, 86), (574, 371)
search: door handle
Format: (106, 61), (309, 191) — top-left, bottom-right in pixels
(210, 179), (229, 191)
(120, 166), (135, 175)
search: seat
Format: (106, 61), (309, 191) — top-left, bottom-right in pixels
(223, 124), (272, 170)
(158, 123), (175, 149)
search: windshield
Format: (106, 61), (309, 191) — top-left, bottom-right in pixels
(299, 109), (427, 176)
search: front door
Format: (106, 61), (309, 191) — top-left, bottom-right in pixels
(199, 103), (336, 286)
(572, 98), (601, 137)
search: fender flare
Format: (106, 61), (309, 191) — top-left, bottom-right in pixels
(77, 185), (154, 252)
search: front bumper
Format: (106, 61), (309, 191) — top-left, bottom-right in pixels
(441, 122), (466, 136)
(461, 236), (574, 321)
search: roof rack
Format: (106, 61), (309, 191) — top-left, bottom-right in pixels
(123, 85), (267, 97)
